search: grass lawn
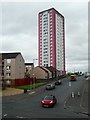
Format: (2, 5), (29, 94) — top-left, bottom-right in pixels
(0, 87), (6, 90)
(14, 82), (47, 90)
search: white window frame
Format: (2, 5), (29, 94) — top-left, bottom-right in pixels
(6, 59), (11, 64)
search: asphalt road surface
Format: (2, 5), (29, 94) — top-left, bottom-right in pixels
(2, 76), (88, 118)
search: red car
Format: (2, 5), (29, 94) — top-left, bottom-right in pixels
(41, 95), (57, 107)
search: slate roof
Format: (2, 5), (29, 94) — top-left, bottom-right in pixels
(46, 66), (57, 73)
(0, 52), (21, 59)
(39, 66), (48, 73)
(25, 63), (34, 66)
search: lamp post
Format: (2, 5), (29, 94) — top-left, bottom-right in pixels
(32, 58), (38, 89)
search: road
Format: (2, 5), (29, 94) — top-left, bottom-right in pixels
(2, 76), (88, 118)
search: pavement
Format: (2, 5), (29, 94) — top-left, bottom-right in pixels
(0, 88), (24, 96)
(64, 79), (89, 116)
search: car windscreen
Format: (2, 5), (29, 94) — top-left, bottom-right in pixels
(44, 96), (53, 100)
(47, 85), (51, 86)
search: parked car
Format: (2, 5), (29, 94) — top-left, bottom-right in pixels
(85, 72), (90, 78)
(55, 80), (62, 85)
(45, 84), (55, 90)
(41, 95), (57, 107)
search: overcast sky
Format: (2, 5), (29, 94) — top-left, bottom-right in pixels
(1, 1), (88, 72)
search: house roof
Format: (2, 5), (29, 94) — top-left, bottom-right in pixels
(0, 52), (21, 59)
(46, 66), (57, 73)
(39, 66), (48, 73)
(41, 66), (52, 73)
(25, 63), (34, 66)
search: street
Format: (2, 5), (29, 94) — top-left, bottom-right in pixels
(2, 76), (88, 118)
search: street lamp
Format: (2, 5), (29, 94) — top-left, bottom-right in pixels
(32, 58), (38, 89)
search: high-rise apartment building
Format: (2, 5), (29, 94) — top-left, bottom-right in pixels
(38, 8), (65, 75)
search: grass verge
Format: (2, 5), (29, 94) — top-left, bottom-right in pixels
(14, 82), (47, 90)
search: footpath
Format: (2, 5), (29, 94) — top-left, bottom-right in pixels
(64, 79), (89, 117)
(0, 88), (24, 96)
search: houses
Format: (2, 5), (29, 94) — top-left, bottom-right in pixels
(0, 52), (25, 86)
(0, 52), (65, 87)
(25, 63), (34, 78)
(29, 66), (52, 80)
(25, 63), (34, 73)
(29, 66), (59, 80)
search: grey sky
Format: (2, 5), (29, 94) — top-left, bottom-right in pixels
(1, 1), (88, 72)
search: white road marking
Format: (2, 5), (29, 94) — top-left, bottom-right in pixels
(29, 91), (35, 95)
(3, 114), (7, 117)
(16, 116), (24, 118)
(69, 82), (71, 86)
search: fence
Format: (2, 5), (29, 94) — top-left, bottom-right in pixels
(14, 78), (37, 86)
(2, 78), (37, 87)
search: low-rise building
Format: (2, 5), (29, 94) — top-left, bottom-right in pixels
(46, 66), (57, 78)
(41, 66), (52, 79)
(29, 66), (52, 80)
(25, 63), (34, 78)
(0, 52), (25, 86)
(25, 63), (34, 72)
